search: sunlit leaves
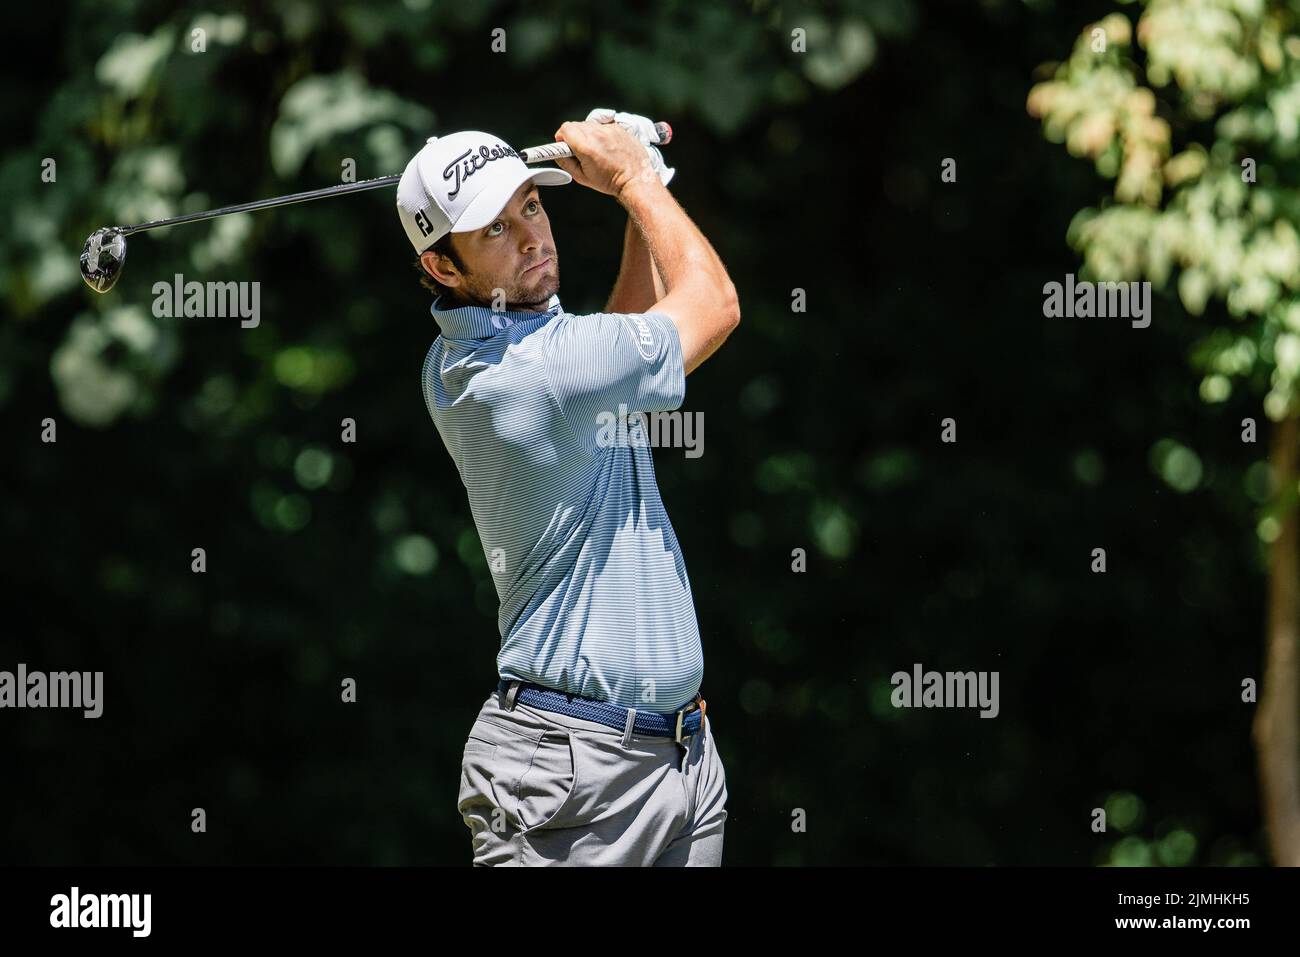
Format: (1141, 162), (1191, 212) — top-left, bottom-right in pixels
(1149, 437), (1204, 492)
(95, 26), (177, 99)
(271, 346), (354, 394)
(1033, 0), (1300, 418)
(270, 72), (433, 178)
(50, 307), (179, 426)
(800, 16), (876, 90)
(392, 533), (438, 575)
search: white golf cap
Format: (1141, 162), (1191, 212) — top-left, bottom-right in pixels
(396, 130), (571, 254)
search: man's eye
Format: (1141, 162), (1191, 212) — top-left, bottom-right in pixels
(526, 200), (540, 213)
(487, 222), (503, 236)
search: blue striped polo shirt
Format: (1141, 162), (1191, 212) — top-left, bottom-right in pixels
(421, 292), (703, 711)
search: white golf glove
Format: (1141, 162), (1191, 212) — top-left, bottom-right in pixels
(585, 107), (675, 186)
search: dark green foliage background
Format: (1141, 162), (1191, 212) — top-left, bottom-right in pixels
(0, 0), (1265, 864)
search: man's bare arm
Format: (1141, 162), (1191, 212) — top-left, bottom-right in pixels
(553, 120), (740, 375)
(604, 216), (665, 314)
(616, 177), (740, 376)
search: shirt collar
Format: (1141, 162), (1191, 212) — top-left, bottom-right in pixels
(430, 292), (563, 339)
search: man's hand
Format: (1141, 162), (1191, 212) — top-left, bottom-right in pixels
(552, 120), (660, 200)
(585, 108), (675, 186)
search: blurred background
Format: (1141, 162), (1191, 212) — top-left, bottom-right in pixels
(1, 0), (1287, 865)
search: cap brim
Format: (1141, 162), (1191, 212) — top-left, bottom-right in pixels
(452, 167), (572, 233)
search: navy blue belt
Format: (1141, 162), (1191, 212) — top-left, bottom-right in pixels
(497, 678), (706, 742)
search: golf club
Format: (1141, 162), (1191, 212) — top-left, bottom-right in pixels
(79, 121), (673, 294)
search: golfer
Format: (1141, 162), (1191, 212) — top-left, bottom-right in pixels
(397, 109), (740, 866)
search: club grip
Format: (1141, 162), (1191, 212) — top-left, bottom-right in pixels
(520, 142), (576, 164)
(520, 119), (673, 165)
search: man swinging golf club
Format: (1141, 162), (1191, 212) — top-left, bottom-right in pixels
(399, 109), (739, 866)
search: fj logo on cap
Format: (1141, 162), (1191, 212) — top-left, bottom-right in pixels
(413, 210), (433, 237)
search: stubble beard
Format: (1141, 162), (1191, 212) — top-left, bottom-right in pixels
(464, 257), (559, 311)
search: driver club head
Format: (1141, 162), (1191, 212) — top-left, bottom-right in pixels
(80, 227), (127, 294)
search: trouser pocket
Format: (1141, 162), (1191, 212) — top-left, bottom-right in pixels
(459, 713), (581, 837)
(516, 729), (581, 835)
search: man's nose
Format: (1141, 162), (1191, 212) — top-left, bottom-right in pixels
(520, 222), (545, 252)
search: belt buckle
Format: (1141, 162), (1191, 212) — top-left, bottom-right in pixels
(674, 694), (706, 743)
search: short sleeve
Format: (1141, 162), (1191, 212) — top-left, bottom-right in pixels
(543, 310), (686, 433)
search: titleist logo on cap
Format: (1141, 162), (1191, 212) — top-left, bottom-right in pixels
(444, 143), (522, 200)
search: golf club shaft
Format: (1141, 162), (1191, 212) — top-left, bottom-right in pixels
(119, 174), (401, 236)
(116, 123), (671, 237)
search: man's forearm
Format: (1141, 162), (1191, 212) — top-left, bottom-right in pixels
(617, 178), (734, 306)
(616, 177), (740, 376)
(604, 216), (665, 314)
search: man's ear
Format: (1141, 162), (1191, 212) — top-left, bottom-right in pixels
(421, 249), (460, 288)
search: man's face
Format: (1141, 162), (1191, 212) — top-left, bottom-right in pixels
(422, 179), (559, 312)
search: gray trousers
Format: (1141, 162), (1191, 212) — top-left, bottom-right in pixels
(457, 684), (728, 866)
